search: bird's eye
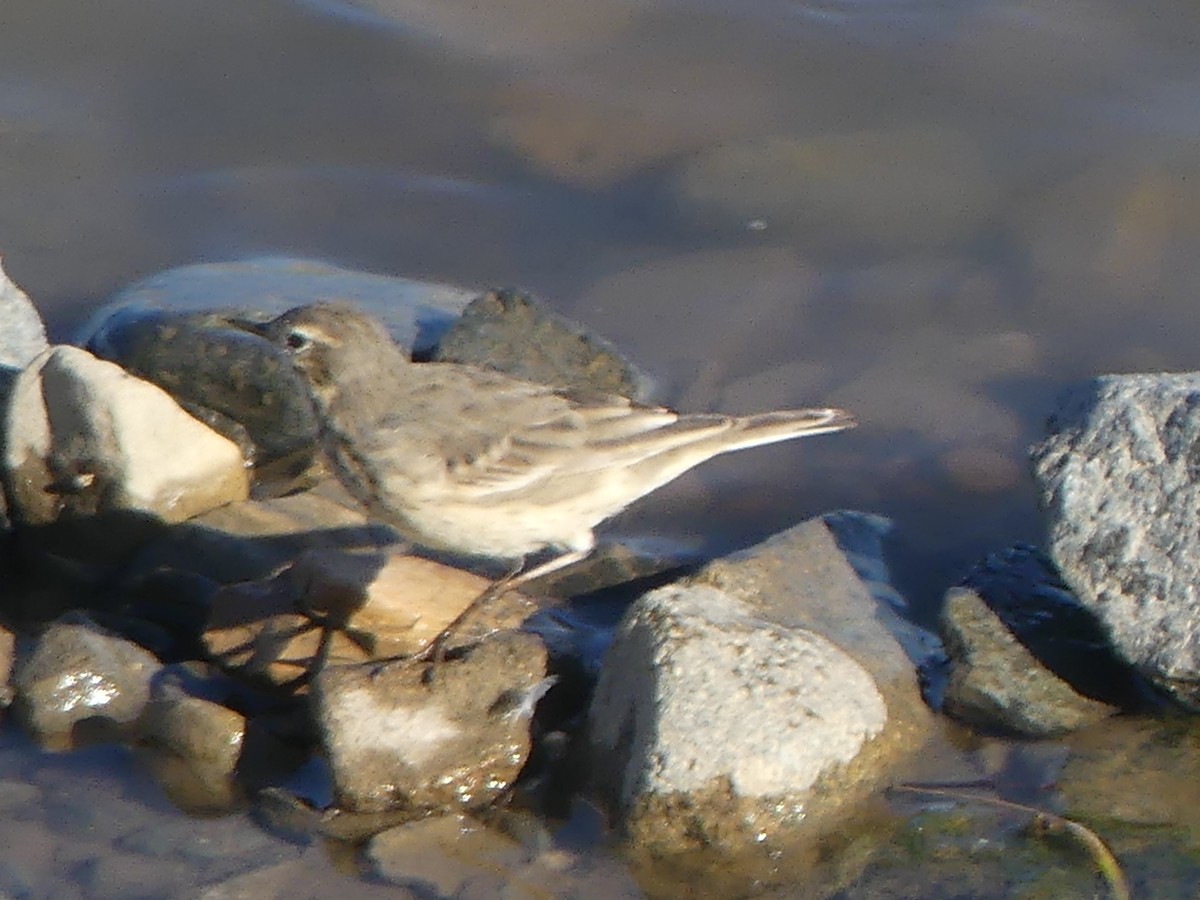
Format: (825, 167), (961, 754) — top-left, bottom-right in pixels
(285, 329), (313, 353)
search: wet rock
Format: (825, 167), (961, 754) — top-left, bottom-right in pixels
(204, 548), (541, 689)
(940, 588), (1119, 736)
(588, 516), (933, 857)
(1031, 374), (1200, 707)
(84, 256), (474, 357)
(139, 665), (246, 813)
(521, 536), (695, 600)
(312, 630), (549, 814)
(13, 612), (162, 751)
(86, 306), (321, 474)
(673, 127), (998, 253)
(939, 544), (1150, 736)
(2, 345), (249, 561)
(432, 287), (652, 401)
(0, 258), (48, 370)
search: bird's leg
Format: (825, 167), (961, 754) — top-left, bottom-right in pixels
(418, 548), (592, 683)
(420, 556), (526, 671)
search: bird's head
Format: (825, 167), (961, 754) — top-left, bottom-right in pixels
(262, 302), (404, 409)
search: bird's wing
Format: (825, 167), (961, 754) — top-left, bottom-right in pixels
(365, 364), (733, 498)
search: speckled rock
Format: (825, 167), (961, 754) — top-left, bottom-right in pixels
(1031, 374), (1200, 707)
(86, 307), (321, 473)
(433, 287), (653, 401)
(589, 516), (933, 857)
(2, 345), (249, 560)
(13, 612), (162, 750)
(312, 630), (549, 814)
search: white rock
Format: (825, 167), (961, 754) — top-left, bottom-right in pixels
(4, 345), (249, 528)
(0, 257), (48, 370)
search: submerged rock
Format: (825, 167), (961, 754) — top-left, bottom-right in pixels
(13, 612), (162, 751)
(672, 126), (998, 253)
(312, 631), (549, 814)
(941, 588), (1116, 736)
(588, 516), (933, 858)
(1031, 373), (1200, 707)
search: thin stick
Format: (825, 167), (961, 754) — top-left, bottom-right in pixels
(892, 784), (1131, 900)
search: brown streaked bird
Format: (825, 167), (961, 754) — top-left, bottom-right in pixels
(264, 302), (856, 656)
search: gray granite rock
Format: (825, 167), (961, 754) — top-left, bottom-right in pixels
(13, 612), (162, 750)
(1031, 374), (1200, 706)
(588, 516), (933, 858)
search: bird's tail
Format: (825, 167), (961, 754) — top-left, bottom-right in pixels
(718, 407), (857, 453)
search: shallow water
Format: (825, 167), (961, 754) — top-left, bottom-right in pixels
(4, 0), (1200, 894)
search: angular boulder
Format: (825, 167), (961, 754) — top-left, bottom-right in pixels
(1031, 374), (1200, 706)
(588, 517), (933, 858)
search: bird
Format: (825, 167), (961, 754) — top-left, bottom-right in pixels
(262, 301), (856, 663)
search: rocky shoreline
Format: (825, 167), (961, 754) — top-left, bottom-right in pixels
(0, 256), (1193, 895)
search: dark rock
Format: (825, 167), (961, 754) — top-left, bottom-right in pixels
(432, 288), (652, 401)
(82, 257), (474, 355)
(86, 306), (321, 474)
